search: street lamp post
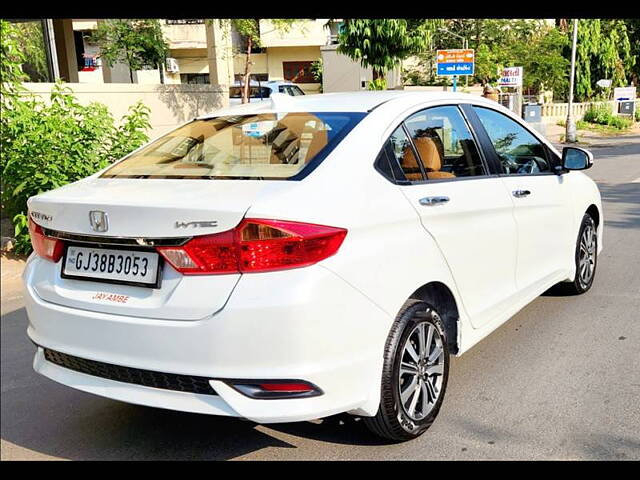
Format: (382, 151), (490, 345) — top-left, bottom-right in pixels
(566, 19), (579, 143)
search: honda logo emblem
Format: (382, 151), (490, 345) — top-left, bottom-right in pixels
(89, 211), (109, 232)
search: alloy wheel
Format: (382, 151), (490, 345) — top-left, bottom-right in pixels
(397, 311), (445, 422)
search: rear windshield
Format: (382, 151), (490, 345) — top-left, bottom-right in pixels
(101, 112), (365, 180)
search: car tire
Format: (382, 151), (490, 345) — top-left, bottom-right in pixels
(555, 213), (598, 295)
(363, 299), (449, 442)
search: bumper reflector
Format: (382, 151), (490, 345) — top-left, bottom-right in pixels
(227, 380), (323, 399)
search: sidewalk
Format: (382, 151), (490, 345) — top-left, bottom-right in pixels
(1, 253), (26, 305)
(544, 122), (640, 148)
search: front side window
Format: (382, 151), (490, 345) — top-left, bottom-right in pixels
(404, 106), (487, 179)
(101, 112), (365, 180)
(473, 106), (551, 175)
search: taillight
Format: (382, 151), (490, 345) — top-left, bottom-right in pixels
(28, 217), (64, 262)
(157, 219), (347, 275)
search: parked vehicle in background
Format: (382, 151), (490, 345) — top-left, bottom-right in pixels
(229, 80), (305, 105)
(24, 91), (602, 442)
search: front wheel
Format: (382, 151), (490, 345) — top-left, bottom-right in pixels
(363, 300), (449, 442)
(559, 213), (598, 295)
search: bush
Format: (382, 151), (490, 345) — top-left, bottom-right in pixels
(582, 103), (632, 129)
(1, 83), (151, 254)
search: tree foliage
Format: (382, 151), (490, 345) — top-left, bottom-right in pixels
(571, 19), (635, 102)
(407, 19), (570, 98)
(216, 19), (300, 103)
(8, 21), (49, 82)
(0, 20), (28, 100)
(1, 22), (152, 254)
(91, 19), (169, 83)
(338, 19), (442, 88)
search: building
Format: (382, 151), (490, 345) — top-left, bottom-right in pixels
(10, 18), (404, 95)
(69, 19), (331, 93)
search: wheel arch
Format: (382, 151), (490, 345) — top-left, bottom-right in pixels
(409, 282), (460, 354)
(586, 203), (600, 228)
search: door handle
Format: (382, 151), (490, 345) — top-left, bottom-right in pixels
(419, 196), (450, 206)
(512, 189), (531, 198)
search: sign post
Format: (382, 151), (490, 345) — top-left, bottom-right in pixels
(498, 66), (524, 116)
(436, 49), (475, 92)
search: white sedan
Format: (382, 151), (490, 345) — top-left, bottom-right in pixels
(23, 91), (602, 441)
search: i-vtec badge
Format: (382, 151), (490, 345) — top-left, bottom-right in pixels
(175, 220), (218, 229)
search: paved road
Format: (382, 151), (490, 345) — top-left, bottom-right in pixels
(2, 139), (639, 460)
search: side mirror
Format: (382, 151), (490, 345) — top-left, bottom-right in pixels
(562, 147), (593, 171)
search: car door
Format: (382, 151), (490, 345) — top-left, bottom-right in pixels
(469, 105), (574, 291)
(387, 105), (519, 329)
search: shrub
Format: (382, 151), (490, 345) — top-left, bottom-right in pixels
(1, 83), (151, 255)
(582, 103), (632, 129)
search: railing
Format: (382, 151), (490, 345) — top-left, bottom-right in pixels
(541, 101), (617, 120)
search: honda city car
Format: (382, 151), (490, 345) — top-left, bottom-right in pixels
(23, 91), (602, 441)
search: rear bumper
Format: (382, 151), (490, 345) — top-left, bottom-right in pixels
(24, 259), (391, 423)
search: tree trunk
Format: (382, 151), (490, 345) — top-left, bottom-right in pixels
(129, 67), (134, 84)
(159, 61), (165, 84)
(242, 36), (253, 104)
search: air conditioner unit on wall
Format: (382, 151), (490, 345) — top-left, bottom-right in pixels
(166, 58), (179, 73)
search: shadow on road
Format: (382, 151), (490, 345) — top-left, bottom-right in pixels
(598, 182), (640, 230)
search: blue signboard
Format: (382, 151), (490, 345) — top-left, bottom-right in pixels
(437, 63), (474, 76)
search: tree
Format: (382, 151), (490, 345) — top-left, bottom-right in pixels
(337, 19), (441, 90)
(10, 21), (49, 82)
(1, 20), (27, 101)
(91, 19), (169, 84)
(570, 19), (635, 101)
(624, 19), (640, 86)
(215, 19), (300, 103)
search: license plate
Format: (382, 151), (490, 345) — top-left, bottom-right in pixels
(62, 245), (161, 288)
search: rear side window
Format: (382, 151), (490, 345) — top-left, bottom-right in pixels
(387, 126), (425, 182)
(101, 112), (365, 180)
(404, 106), (486, 179)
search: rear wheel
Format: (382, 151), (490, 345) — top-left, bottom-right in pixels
(363, 300), (449, 442)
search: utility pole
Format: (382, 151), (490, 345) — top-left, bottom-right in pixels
(566, 19), (579, 143)
(41, 19), (60, 81)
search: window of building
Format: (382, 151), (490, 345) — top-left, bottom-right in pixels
(283, 61), (316, 84)
(180, 73), (210, 84)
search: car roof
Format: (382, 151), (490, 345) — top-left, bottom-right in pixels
(230, 80), (297, 88)
(200, 90), (495, 118)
